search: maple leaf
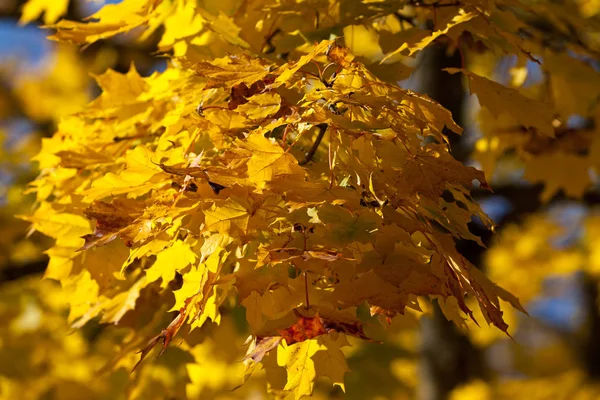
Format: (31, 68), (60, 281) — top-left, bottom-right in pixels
(445, 68), (556, 137)
(18, 6), (550, 394)
(523, 152), (592, 202)
(20, 203), (92, 242)
(191, 54), (272, 88)
(274, 40), (333, 86)
(144, 240), (197, 288)
(244, 336), (283, 364)
(237, 93), (282, 121)
(83, 146), (170, 201)
(99, 275), (147, 325)
(383, 9), (479, 60)
(46, 0), (154, 45)
(204, 198), (251, 235)
(395, 147), (489, 200)
(240, 133), (305, 189)
(80, 199), (144, 250)
(278, 312), (327, 345)
(157, 0), (204, 55)
(9, 0), (600, 399)
(277, 333), (350, 399)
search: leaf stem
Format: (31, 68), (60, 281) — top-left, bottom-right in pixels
(304, 271), (310, 310)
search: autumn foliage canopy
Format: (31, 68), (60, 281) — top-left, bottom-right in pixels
(3, 0), (600, 398)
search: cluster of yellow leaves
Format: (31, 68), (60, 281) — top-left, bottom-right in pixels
(469, 27), (600, 200)
(486, 210), (600, 304)
(29, 0), (600, 203)
(0, 277), (126, 400)
(0, 129), (43, 270)
(451, 373), (600, 400)
(443, 208), (600, 399)
(459, 208), (600, 374)
(17, 0), (600, 397)
(39, 0), (599, 86)
(0, 38), (91, 272)
(0, 276), (277, 400)
(23, 35), (522, 397)
(13, 45), (89, 124)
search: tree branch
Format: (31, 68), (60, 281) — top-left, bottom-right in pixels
(0, 257), (48, 285)
(409, 1), (462, 8)
(299, 123), (328, 166)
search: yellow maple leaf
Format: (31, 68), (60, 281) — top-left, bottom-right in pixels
(383, 10), (478, 60)
(277, 333), (349, 399)
(446, 68), (555, 137)
(523, 152), (592, 202)
(91, 65), (149, 108)
(204, 199), (250, 235)
(236, 93), (281, 121)
(343, 25), (383, 62)
(158, 0), (204, 55)
(64, 270), (100, 324)
(396, 148), (487, 199)
(145, 240), (197, 288)
(47, 0), (151, 44)
(171, 264), (208, 312)
(83, 146), (168, 201)
(241, 134), (304, 189)
(274, 40), (333, 86)
(100, 276), (147, 324)
(190, 54), (271, 88)
(204, 109), (248, 130)
(20, 202), (91, 242)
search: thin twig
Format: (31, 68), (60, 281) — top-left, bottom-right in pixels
(304, 271), (310, 310)
(299, 123), (328, 166)
(328, 135), (334, 189)
(393, 12), (416, 28)
(281, 124), (291, 149)
(410, 1), (462, 8)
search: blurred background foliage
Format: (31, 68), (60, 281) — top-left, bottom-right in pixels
(1, 0), (600, 399)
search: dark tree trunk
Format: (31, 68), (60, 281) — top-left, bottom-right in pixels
(412, 43), (487, 400)
(418, 304), (486, 400)
(581, 273), (600, 380)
